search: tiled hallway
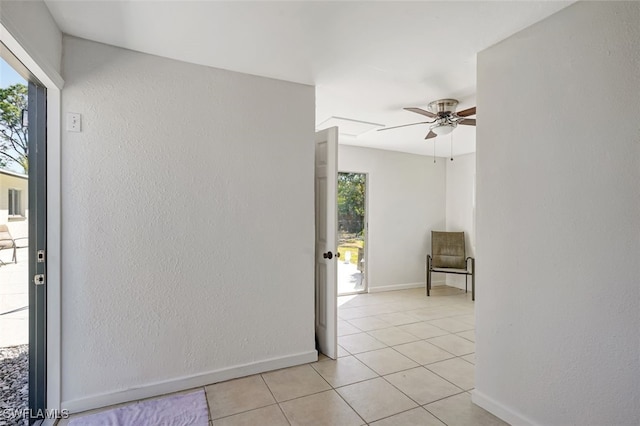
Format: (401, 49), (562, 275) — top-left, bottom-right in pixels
(61, 286), (507, 425)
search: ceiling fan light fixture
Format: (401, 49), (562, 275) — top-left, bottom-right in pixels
(431, 123), (455, 136)
(380, 98), (475, 139)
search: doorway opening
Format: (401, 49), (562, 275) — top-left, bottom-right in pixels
(337, 172), (367, 295)
(0, 54), (30, 424)
(0, 43), (48, 424)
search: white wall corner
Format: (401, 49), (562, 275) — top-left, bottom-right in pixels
(0, 3), (63, 87)
(367, 281), (427, 293)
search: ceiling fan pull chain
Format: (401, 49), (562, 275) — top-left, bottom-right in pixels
(450, 133), (454, 161)
(433, 138), (436, 163)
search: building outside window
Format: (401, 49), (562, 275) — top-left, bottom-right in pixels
(8, 188), (22, 216)
(1, 170), (28, 223)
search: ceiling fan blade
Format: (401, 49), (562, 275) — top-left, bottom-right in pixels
(378, 121), (430, 131)
(404, 107), (437, 119)
(457, 106), (476, 117)
(425, 131), (437, 139)
(458, 118), (476, 126)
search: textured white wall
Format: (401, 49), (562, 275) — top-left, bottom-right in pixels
(475, 2), (640, 425)
(0, 0), (64, 409)
(0, 0), (62, 76)
(445, 153), (475, 290)
(338, 145), (446, 290)
(61, 37), (315, 407)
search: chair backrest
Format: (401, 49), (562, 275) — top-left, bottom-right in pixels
(431, 231), (466, 269)
(0, 224), (14, 248)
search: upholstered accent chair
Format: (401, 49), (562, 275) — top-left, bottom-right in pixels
(426, 231), (475, 300)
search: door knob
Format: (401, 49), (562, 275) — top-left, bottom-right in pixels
(323, 251), (333, 259)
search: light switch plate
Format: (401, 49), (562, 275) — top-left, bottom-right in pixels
(67, 112), (81, 132)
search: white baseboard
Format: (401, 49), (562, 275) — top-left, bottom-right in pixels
(472, 389), (538, 426)
(62, 350), (317, 414)
(445, 282), (469, 291)
(368, 280), (444, 293)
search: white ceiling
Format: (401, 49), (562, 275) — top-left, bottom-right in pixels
(45, 1), (571, 157)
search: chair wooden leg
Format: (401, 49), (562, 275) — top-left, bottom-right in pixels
(465, 275), (468, 293)
(471, 259), (475, 301)
(426, 255), (431, 297)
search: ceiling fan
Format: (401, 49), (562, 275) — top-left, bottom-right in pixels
(379, 98), (476, 139)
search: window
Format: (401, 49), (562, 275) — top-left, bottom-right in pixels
(8, 188), (22, 216)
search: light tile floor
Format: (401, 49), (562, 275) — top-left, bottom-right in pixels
(58, 286), (509, 426)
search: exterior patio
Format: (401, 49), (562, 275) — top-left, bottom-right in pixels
(338, 259), (365, 295)
(0, 228), (28, 348)
(0, 231), (29, 425)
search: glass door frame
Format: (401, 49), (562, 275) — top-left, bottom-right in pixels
(28, 80), (47, 420)
(1, 40), (48, 421)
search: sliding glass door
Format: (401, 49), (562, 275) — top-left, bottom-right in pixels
(0, 44), (47, 425)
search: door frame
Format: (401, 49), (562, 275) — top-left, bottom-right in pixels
(336, 170), (369, 295)
(1, 22), (63, 411)
(28, 79), (48, 416)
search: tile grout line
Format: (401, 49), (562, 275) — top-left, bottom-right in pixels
(207, 377), (286, 424)
(421, 389), (471, 426)
(258, 373), (292, 426)
(388, 339), (458, 365)
(378, 371), (430, 410)
(201, 386), (213, 424)
(366, 405), (428, 425)
(423, 363), (475, 393)
(307, 356), (370, 425)
(341, 327), (447, 356)
(338, 332), (388, 355)
(426, 339), (475, 357)
(372, 354), (465, 422)
(309, 359), (381, 390)
(423, 389), (469, 407)
(329, 381), (369, 425)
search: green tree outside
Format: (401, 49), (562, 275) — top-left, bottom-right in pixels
(0, 83), (28, 173)
(338, 172), (366, 266)
(338, 172), (366, 235)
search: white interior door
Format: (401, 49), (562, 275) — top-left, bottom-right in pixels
(315, 127), (338, 359)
